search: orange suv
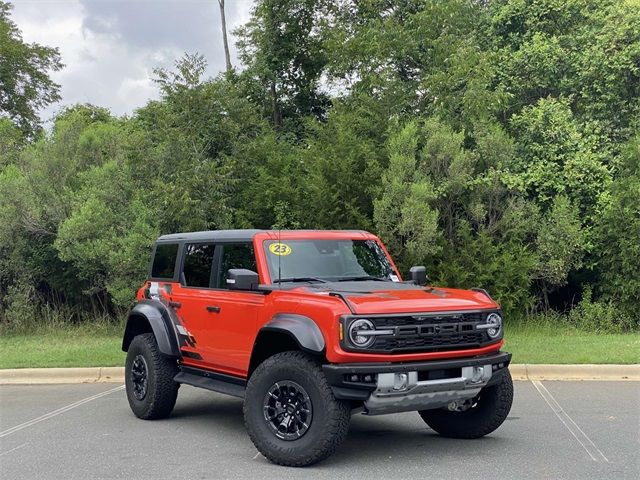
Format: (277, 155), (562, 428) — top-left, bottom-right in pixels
(123, 229), (513, 466)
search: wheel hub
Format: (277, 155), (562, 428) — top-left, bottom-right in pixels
(131, 354), (148, 401)
(263, 381), (313, 441)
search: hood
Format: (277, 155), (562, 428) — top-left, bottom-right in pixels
(306, 281), (497, 314)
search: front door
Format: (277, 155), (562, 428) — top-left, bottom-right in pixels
(171, 242), (264, 377)
(203, 243), (264, 376)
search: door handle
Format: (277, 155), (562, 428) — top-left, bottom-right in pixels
(206, 305), (221, 313)
(168, 301), (181, 309)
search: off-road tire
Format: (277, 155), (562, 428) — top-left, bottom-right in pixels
(125, 333), (179, 420)
(418, 369), (513, 439)
(243, 351), (351, 467)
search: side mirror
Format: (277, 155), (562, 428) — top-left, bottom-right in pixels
(226, 269), (260, 290)
(409, 266), (428, 286)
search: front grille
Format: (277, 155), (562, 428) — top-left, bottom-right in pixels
(343, 311), (496, 354)
(373, 332), (487, 352)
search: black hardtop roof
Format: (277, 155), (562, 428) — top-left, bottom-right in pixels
(156, 229), (370, 244)
(156, 229), (264, 243)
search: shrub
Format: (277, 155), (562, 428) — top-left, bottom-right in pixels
(2, 282), (39, 330)
(568, 288), (635, 333)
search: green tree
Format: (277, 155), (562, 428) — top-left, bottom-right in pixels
(0, 105), (121, 321)
(533, 195), (585, 307)
(236, 0), (330, 130)
(138, 54), (252, 233)
(509, 97), (610, 219)
(325, 0), (489, 122)
(55, 161), (158, 309)
(491, 0), (640, 151)
(595, 135), (640, 325)
(0, 118), (22, 166)
(299, 104), (384, 229)
(0, 1), (63, 137)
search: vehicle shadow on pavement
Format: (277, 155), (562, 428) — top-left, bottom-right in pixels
(165, 389), (513, 468)
(325, 414), (511, 466)
(168, 392), (245, 428)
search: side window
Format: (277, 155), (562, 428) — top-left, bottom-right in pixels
(217, 243), (257, 289)
(182, 243), (216, 288)
(151, 243), (179, 279)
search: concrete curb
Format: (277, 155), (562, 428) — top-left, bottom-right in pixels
(0, 364), (638, 384)
(508, 364), (640, 381)
(0, 367), (124, 385)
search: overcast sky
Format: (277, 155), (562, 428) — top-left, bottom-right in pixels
(10, 0), (255, 122)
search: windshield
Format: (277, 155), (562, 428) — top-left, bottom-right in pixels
(263, 239), (398, 283)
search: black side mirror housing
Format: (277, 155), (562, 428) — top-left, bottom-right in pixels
(226, 269), (260, 290)
(409, 266), (428, 286)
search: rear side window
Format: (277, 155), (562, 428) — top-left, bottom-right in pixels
(183, 243), (216, 288)
(217, 244), (257, 288)
(151, 243), (179, 279)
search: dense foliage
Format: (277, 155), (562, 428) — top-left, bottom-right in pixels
(1, 0), (638, 331)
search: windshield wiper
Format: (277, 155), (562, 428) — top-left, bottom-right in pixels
(272, 277), (329, 284)
(336, 275), (388, 282)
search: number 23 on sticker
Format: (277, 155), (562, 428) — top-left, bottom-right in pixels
(269, 243), (292, 256)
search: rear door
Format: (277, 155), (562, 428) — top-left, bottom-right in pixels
(169, 242), (219, 369)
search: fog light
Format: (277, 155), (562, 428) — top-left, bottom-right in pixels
(471, 366), (484, 383)
(394, 373), (408, 391)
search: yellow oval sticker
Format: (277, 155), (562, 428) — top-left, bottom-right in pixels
(269, 243), (292, 256)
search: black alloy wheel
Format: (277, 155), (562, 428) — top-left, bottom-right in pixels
(263, 380), (313, 440)
(131, 354), (148, 401)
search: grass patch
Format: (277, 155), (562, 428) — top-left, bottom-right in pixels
(506, 322), (640, 364)
(0, 323), (124, 369)
(0, 321), (638, 369)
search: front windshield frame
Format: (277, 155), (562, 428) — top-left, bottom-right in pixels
(262, 238), (399, 284)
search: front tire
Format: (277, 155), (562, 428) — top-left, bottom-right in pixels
(243, 351), (351, 467)
(125, 333), (179, 420)
(418, 369), (513, 439)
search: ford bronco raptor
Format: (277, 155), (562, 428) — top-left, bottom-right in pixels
(123, 230), (513, 466)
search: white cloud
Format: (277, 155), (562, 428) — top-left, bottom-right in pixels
(9, 0), (255, 121)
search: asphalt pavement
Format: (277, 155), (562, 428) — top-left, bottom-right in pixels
(1, 380), (638, 479)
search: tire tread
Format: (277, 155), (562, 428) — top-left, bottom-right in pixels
(419, 369), (513, 439)
(126, 333), (179, 420)
(243, 351), (350, 467)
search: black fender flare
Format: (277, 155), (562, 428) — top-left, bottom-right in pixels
(122, 299), (181, 358)
(260, 314), (325, 354)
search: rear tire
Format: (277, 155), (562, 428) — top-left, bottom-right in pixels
(125, 333), (179, 420)
(243, 351), (351, 467)
(418, 369), (513, 439)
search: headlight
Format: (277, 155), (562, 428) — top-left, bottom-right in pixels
(485, 313), (502, 339)
(348, 319), (375, 348)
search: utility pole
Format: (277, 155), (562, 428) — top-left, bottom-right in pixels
(218, 0), (232, 73)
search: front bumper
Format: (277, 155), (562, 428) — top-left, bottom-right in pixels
(323, 351), (511, 415)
